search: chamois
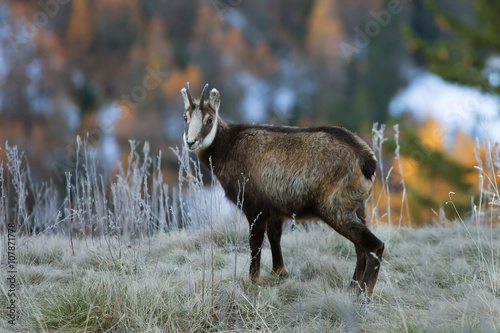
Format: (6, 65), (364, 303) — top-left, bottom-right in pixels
(180, 83), (384, 297)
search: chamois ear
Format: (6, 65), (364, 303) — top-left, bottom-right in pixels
(209, 88), (220, 114)
(180, 82), (194, 109)
(180, 88), (190, 109)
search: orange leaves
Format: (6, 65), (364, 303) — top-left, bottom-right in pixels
(162, 64), (203, 100)
(307, 0), (344, 62)
(382, 117), (488, 224)
(417, 117), (444, 151)
(65, 0), (91, 50)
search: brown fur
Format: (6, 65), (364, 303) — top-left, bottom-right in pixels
(182, 84), (384, 298)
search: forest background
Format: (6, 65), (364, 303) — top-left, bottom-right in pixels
(1, 0), (500, 225)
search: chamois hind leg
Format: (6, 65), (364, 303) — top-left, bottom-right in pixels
(350, 208), (368, 290)
(351, 244), (367, 291)
(266, 216), (287, 277)
(359, 228), (384, 298)
(322, 208), (384, 298)
(246, 212), (267, 284)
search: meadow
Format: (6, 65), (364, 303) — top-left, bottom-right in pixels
(0, 132), (499, 332)
(1, 222), (499, 332)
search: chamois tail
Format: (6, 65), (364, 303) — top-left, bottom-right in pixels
(361, 151), (377, 180)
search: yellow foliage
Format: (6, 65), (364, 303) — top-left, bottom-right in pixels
(449, 130), (482, 187)
(398, 155), (419, 180)
(115, 104), (136, 140)
(417, 117), (444, 151)
(384, 116), (492, 224)
(449, 131), (479, 167)
(307, 0), (343, 61)
(223, 28), (248, 53)
(367, 181), (406, 226)
(145, 17), (173, 66)
(162, 64), (203, 99)
(66, 0), (91, 49)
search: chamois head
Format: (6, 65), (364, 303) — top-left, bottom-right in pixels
(181, 82), (221, 151)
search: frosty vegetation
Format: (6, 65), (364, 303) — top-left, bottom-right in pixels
(0, 128), (499, 332)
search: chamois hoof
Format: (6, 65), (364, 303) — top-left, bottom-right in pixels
(272, 265), (288, 279)
(250, 274), (262, 284)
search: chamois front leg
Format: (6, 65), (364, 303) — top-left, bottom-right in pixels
(248, 216), (267, 284)
(266, 216), (287, 277)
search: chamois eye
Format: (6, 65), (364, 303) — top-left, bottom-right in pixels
(207, 117), (213, 124)
(183, 116), (188, 122)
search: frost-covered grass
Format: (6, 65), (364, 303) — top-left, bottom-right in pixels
(0, 223), (499, 332)
(0, 133), (499, 332)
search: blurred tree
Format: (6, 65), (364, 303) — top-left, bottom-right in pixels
(395, 0), (500, 222)
(403, 0), (500, 94)
(159, 1), (199, 69)
(364, 8), (406, 125)
(72, 79), (99, 116)
(190, 1), (224, 83)
(307, 0), (344, 68)
(66, 0), (92, 52)
(326, 0), (407, 130)
(275, 0), (314, 47)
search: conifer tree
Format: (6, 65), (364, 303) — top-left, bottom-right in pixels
(404, 0), (500, 94)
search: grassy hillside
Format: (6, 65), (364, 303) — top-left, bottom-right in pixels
(1, 222), (499, 332)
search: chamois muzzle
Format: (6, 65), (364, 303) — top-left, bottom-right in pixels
(186, 139), (197, 149)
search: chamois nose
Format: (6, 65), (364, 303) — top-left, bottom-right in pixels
(186, 139), (197, 148)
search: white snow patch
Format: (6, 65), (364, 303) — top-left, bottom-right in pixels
(390, 70), (500, 144)
(101, 134), (120, 168)
(273, 86), (295, 114)
(484, 56), (500, 88)
(236, 71), (269, 123)
(98, 102), (121, 134)
(97, 103), (122, 168)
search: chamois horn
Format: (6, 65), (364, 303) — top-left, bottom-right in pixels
(199, 83), (209, 108)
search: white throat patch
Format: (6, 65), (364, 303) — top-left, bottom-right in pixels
(200, 116), (218, 149)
